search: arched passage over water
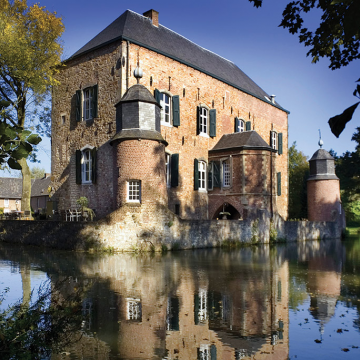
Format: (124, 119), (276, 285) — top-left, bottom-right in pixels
(212, 203), (241, 220)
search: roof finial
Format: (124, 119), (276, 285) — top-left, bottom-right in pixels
(318, 129), (323, 148)
(133, 50), (143, 84)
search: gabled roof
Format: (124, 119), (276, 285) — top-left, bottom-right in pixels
(31, 176), (51, 197)
(209, 131), (273, 152)
(0, 178), (22, 199)
(69, 10), (288, 113)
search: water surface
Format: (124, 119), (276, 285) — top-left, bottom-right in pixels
(1, 238), (360, 359)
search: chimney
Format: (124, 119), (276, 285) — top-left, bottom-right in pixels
(143, 9), (159, 27)
(270, 95), (276, 104)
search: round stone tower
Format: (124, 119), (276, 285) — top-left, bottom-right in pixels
(307, 145), (341, 222)
(110, 72), (168, 212)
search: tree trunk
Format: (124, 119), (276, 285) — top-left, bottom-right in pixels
(19, 158), (32, 216)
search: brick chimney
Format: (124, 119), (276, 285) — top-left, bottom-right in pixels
(143, 9), (159, 27)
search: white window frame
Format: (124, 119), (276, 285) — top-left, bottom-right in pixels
(198, 288), (208, 323)
(199, 107), (208, 136)
(165, 153), (171, 187)
(160, 92), (172, 126)
(127, 180), (141, 202)
(4, 199), (9, 208)
(81, 149), (92, 184)
(238, 119), (245, 133)
(199, 344), (210, 360)
(198, 161), (207, 191)
(222, 160), (231, 187)
(271, 131), (277, 150)
(126, 298), (142, 321)
(83, 87), (93, 121)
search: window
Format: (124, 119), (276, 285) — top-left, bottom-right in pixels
(197, 106), (216, 137)
(222, 160), (231, 187)
(83, 88), (93, 120)
(154, 89), (180, 126)
(235, 118), (245, 133)
(198, 161), (207, 190)
(271, 131), (277, 150)
(81, 149), (92, 183)
(160, 93), (171, 124)
(126, 298), (142, 321)
(4, 199), (9, 208)
(199, 107), (208, 135)
(61, 114), (66, 125)
(76, 147), (97, 185)
(165, 153), (171, 187)
(75, 84), (98, 122)
(127, 180), (141, 202)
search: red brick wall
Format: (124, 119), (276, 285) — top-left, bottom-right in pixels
(208, 149), (278, 219)
(51, 38), (289, 219)
(307, 179), (341, 222)
(114, 139), (167, 209)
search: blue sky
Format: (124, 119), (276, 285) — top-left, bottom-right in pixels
(9, 0), (360, 174)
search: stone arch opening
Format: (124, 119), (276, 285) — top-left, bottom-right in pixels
(212, 203), (241, 220)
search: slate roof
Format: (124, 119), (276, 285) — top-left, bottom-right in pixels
(0, 176), (51, 199)
(31, 176), (51, 197)
(210, 131), (273, 152)
(69, 10), (288, 113)
(0, 178), (22, 199)
(309, 149), (334, 161)
(116, 84), (160, 106)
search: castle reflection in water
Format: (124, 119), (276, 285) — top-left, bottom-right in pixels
(0, 238), (353, 360)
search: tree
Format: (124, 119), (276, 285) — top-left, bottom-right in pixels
(249, 0), (360, 137)
(30, 166), (45, 179)
(332, 128), (360, 224)
(0, 0), (64, 213)
(288, 142), (309, 219)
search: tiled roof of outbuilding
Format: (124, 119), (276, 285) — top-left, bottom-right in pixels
(69, 10), (288, 112)
(210, 131), (273, 152)
(0, 178), (22, 199)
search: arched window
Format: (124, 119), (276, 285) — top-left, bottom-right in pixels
(76, 146), (97, 184)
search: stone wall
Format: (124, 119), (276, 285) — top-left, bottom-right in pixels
(0, 211), (342, 252)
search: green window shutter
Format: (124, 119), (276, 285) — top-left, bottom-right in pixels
(91, 147), (97, 184)
(76, 90), (81, 122)
(246, 121), (251, 131)
(196, 106), (200, 135)
(92, 84), (98, 118)
(194, 293), (199, 325)
(210, 344), (217, 360)
(154, 88), (161, 104)
(169, 297), (179, 331)
(213, 161), (220, 188)
(208, 162), (213, 190)
(209, 109), (216, 137)
(76, 150), (82, 184)
(171, 153), (179, 187)
(172, 95), (180, 127)
(234, 117), (239, 132)
(278, 133), (283, 155)
(194, 158), (199, 190)
(277, 172), (281, 196)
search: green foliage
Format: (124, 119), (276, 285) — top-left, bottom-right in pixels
(288, 142), (309, 219)
(248, 0), (360, 137)
(76, 196), (96, 221)
(30, 165), (45, 179)
(251, 219), (259, 243)
(269, 220), (278, 243)
(0, 279), (84, 360)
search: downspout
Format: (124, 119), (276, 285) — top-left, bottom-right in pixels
(270, 150), (273, 218)
(126, 41), (130, 90)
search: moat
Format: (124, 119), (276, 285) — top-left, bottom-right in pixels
(1, 237), (360, 359)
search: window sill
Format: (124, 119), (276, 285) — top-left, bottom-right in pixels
(198, 189), (207, 193)
(199, 133), (209, 138)
(161, 122), (173, 128)
(126, 202), (141, 206)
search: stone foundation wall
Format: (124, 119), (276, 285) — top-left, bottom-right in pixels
(0, 210), (342, 252)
